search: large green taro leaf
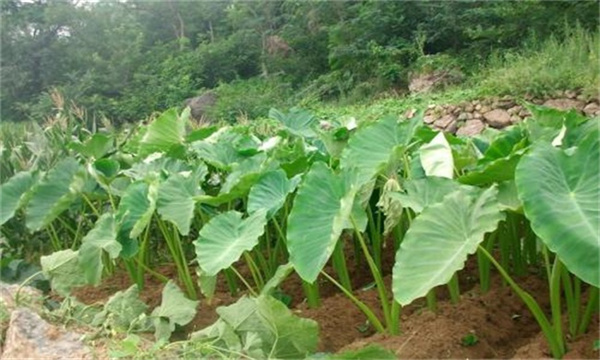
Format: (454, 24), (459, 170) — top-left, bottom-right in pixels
(25, 158), (85, 232)
(515, 130), (600, 286)
(247, 169), (301, 219)
(419, 132), (454, 179)
(480, 125), (527, 162)
(121, 156), (191, 182)
(190, 127), (247, 170)
(78, 213), (122, 285)
(151, 280), (198, 341)
(269, 108), (318, 138)
(196, 154), (271, 206)
(0, 171), (35, 225)
(69, 133), (113, 159)
(340, 116), (422, 186)
(40, 249), (87, 297)
(458, 154), (523, 185)
(193, 295), (318, 359)
(287, 162), (366, 283)
(139, 107), (188, 157)
(195, 209), (267, 276)
(392, 186), (504, 305)
(220, 153), (268, 195)
(156, 167), (206, 236)
(459, 126), (528, 185)
(391, 177), (461, 213)
(92, 285), (148, 330)
(115, 181), (157, 257)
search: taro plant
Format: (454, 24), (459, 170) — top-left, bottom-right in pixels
(391, 106), (599, 359)
(286, 114), (425, 334)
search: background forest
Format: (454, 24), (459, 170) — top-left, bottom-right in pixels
(1, 0), (598, 124)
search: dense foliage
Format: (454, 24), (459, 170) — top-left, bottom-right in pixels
(2, 0), (597, 123)
(1, 100), (598, 358)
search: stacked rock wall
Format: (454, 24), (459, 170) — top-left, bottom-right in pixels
(409, 90), (599, 136)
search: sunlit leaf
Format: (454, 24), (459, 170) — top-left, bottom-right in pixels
(157, 166), (206, 235)
(340, 116), (421, 186)
(419, 132), (454, 179)
(195, 209), (267, 276)
(287, 162), (366, 283)
(393, 186), (504, 305)
(247, 169), (300, 219)
(516, 129), (599, 286)
(139, 108), (188, 156)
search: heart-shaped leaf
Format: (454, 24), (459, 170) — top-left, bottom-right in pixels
(516, 129), (599, 286)
(0, 171), (36, 225)
(287, 162), (366, 283)
(393, 186), (504, 305)
(195, 209), (267, 276)
(26, 158), (85, 232)
(79, 213), (122, 285)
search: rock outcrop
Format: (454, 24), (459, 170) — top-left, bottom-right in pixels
(184, 92), (217, 123)
(2, 308), (91, 360)
(409, 70), (464, 94)
(0, 283), (91, 360)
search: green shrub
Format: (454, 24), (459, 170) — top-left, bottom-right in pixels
(206, 77), (295, 124)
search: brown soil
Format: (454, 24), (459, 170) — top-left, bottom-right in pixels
(69, 254), (600, 359)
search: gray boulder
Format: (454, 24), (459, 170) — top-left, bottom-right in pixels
(456, 120), (486, 137)
(483, 109), (511, 128)
(543, 98), (585, 112)
(408, 70), (463, 94)
(1, 308), (91, 359)
(184, 92), (217, 123)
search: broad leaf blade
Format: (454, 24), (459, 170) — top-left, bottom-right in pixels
(419, 132), (454, 179)
(79, 213), (122, 285)
(287, 162), (363, 283)
(459, 126), (527, 185)
(191, 127), (246, 170)
(139, 108), (188, 156)
(69, 133), (113, 159)
(195, 209), (267, 276)
(40, 249), (87, 296)
(92, 285), (148, 329)
(340, 116), (421, 186)
(269, 108), (318, 138)
(157, 167), (206, 235)
(515, 132), (600, 286)
(26, 158), (85, 232)
(216, 295), (318, 359)
(116, 181), (157, 257)
(391, 177), (461, 213)
(247, 170), (300, 219)
(151, 280), (198, 340)
(0, 171), (35, 225)
(393, 187), (504, 305)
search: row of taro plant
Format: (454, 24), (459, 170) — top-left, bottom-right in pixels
(1, 102), (597, 359)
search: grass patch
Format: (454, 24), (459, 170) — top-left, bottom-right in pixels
(473, 25), (599, 97)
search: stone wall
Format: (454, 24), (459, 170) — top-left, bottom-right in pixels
(405, 90), (599, 136)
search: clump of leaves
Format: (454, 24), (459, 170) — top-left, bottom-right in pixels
(461, 332), (479, 347)
(151, 280), (198, 341)
(190, 294), (318, 359)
